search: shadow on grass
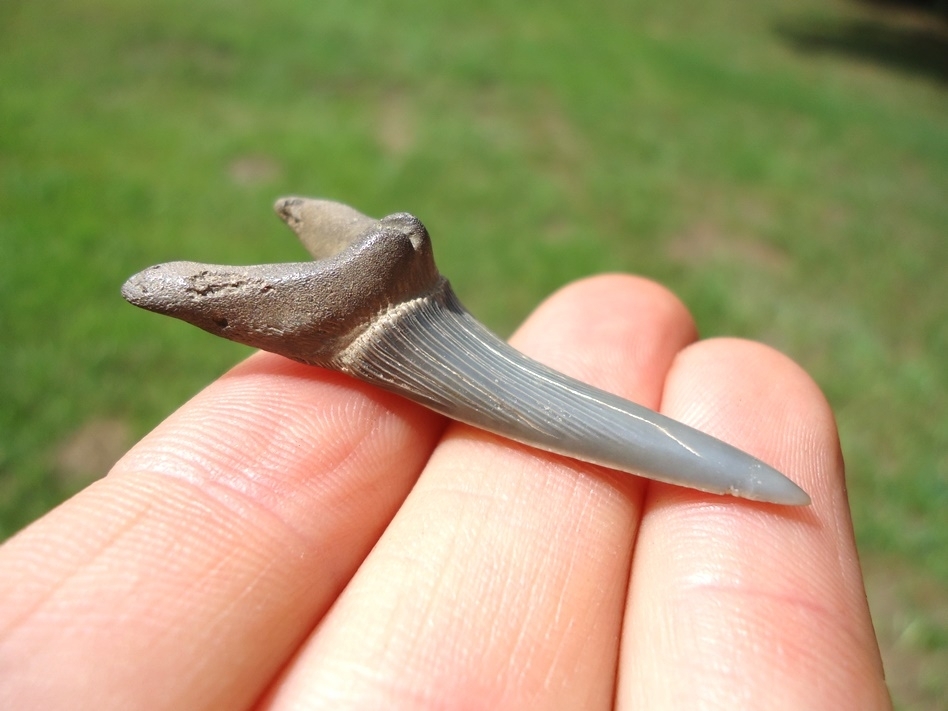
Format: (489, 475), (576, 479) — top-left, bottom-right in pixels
(857, 0), (948, 19)
(776, 17), (948, 86)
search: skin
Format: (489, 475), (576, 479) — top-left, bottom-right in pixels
(0, 275), (890, 710)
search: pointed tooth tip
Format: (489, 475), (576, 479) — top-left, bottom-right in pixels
(745, 471), (811, 507)
(772, 482), (812, 507)
(706, 447), (811, 506)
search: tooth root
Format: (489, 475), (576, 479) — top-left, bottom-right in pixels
(273, 197), (377, 260)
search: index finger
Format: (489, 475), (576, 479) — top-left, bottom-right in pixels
(0, 354), (445, 710)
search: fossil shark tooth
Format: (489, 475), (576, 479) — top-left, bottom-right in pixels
(121, 197), (811, 506)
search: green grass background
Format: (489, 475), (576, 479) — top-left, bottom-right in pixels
(2, 0), (946, 706)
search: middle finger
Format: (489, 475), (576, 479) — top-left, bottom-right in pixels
(263, 275), (697, 710)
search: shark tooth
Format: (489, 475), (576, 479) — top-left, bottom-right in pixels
(122, 197), (810, 506)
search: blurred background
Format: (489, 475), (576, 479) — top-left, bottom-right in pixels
(1, 0), (945, 706)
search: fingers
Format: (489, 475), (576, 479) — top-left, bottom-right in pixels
(0, 355), (444, 710)
(261, 275), (698, 710)
(1, 273), (889, 711)
(616, 339), (890, 709)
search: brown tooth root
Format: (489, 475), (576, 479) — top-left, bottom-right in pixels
(122, 197), (810, 506)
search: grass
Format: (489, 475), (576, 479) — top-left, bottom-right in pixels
(2, 0), (946, 706)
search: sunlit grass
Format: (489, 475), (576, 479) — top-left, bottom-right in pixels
(2, 0), (946, 705)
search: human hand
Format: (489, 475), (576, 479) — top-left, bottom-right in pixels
(0, 275), (890, 709)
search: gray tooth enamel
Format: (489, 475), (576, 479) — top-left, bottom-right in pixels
(122, 197), (811, 506)
(334, 286), (810, 506)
